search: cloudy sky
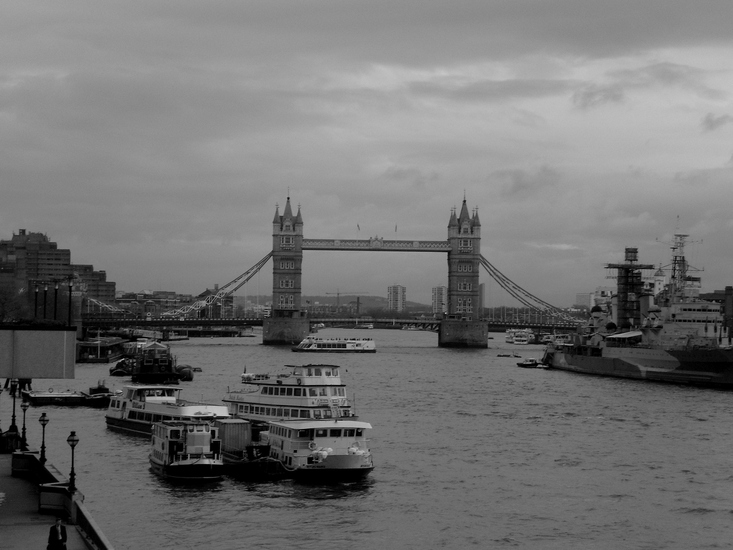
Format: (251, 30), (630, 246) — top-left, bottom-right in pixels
(2, 1), (733, 307)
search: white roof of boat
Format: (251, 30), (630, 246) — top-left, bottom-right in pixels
(606, 330), (643, 339)
(268, 419), (372, 430)
(123, 384), (182, 390)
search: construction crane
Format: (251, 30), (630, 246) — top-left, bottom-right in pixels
(325, 290), (369, 308)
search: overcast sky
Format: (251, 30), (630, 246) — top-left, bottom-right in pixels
(2, 1), (733, 307)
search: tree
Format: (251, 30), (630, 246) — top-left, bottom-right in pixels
(0, 284), (31, 322)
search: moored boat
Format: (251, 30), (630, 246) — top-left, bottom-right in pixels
(223, 364), (356, 426)
(516, 358), (541, 368)
(291, 336), (376, 353)
(105, 385), (230, 436)
(149, 420), (225, 481)
(542, 239), (733, 389)
(265, 419), (374, 482)
(22, 381), (119, 408)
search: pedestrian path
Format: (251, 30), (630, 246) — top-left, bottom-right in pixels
(0, 454), (90, 550)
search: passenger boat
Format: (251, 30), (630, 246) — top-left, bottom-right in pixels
(291, 336), (376, 353)
(21, 381), (119, 408)
(542, 238), (733, 389)
(105, 385), (230, 436)
(149, 420), (224, 481)
(223, 364), (356, 427)
(265, 419), (374, 481)
(512, 331), (529, 345)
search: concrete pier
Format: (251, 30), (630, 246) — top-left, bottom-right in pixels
(438, 319), (488, 348)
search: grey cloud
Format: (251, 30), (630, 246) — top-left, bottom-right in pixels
(572, 84), (625, 109)
(491, 166), (562, 197)
(702, 113), (733, 132)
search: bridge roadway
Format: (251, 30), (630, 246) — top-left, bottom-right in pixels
(81, 316), (580, 333)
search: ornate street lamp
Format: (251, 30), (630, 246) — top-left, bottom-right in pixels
(54, 281), (59, 320)
(20, 401), (29, 447)
(9, 380), (18, 433)
(66, 431), (79, 493)
(67, 277), (74, 326)
(39, 413), (49, 464)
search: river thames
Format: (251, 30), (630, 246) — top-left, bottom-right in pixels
(3, 328), (733, 549)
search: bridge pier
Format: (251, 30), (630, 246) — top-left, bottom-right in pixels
(262, 317), (310, 346)
(438, 318), (488, 348)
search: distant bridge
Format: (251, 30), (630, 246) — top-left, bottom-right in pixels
(81, 315), (580, 334)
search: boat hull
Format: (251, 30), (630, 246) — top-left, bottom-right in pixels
(22, 390), (114, 408)
(291, 348), (376, 353)
(150, 460), (224, 482)
(545, 346), (733, 388)
(290, 464), (374, 483)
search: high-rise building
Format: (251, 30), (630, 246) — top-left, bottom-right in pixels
(387, 284), (406, 312)
(0, 229), (71, 285)
(0, 229), (116, 308)
(432, 286), (447, 315)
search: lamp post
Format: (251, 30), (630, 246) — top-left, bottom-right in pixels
(43, 284), (48, 319)
(34, 285), (39, 318)
(9, 380), (18, 433)
(67, 278), (74, 326)
(39, 413), (49, 464)
(20, 401), (29, 447)
(54, 281), (59, 320)
(66, 431), (79, 493)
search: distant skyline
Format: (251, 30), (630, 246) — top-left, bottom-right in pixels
(2, 1), (732, 307)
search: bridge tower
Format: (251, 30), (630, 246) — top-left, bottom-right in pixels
(439, 198), (488, 347)
(262, 196), (310, 344)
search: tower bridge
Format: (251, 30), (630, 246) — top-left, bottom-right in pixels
(83, 195), (577, 347)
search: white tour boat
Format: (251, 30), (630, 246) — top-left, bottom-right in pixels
(149, 420), (224, 482)
(265, 419), (374, 481)
(291, 336), (376, 353)
(223, 364), (356, 426)
(106, 385), (230, 436)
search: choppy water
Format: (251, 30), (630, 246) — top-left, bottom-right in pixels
(4, 328), (733, 550)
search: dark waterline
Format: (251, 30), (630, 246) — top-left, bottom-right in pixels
(4, 328), (733, 550)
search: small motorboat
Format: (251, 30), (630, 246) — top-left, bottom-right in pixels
(516, 358), (542, 368)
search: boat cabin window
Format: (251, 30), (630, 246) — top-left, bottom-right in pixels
(170, 429), (181, 439)
(315, 429), (328, 437)
(319, 388), (327, 396)
(313, 410), (321, 419)
(314, 368), (322, 376)
(297, 429), (309, 438)
(356, 429), (364, 437)
(329, 429), (342, 437)
(293, 368), (303, 376)
(286, 388), (293, 396)
(309, 388), (318, 396)
(344, 429), (355, 437)
(299, 410), (309, 418)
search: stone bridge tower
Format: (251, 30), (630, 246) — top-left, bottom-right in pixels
(439, 198), (488, 347)
(263, 196), (309, 344)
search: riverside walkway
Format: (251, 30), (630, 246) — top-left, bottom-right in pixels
(0, 453), (107, 550)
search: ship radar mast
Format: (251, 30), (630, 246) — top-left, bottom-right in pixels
(662, 233), (703, 301)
